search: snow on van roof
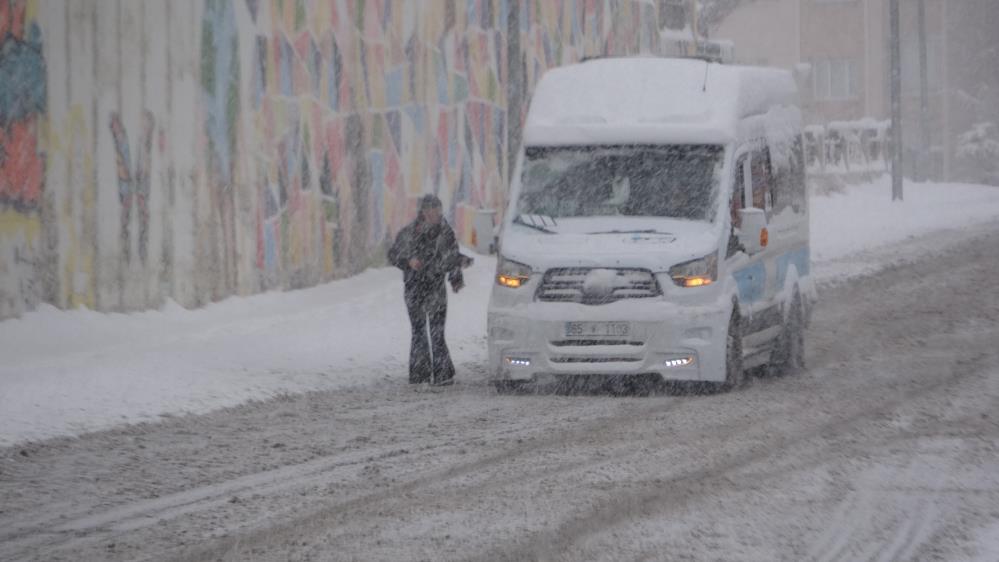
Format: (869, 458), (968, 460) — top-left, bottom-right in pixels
(524, 57), (798, 146)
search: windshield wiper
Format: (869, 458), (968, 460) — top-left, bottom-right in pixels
(587, 229), (672, 235)
(513, 214), (557, 234)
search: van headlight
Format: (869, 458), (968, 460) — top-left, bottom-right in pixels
(496, 256), (532, 288)
(669, 253), (717, 288)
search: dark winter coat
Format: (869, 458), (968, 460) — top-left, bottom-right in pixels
(388, 219), (466, 294)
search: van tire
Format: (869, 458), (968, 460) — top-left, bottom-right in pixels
(719, 310), (746, 392)
(770, 293), (805, 376)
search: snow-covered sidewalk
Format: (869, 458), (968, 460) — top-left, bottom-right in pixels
(2, 177), (998, 446)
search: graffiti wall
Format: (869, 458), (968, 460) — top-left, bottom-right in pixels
(0, 0), (678, 319)
(0, 0), (47, 317)
(235, 0), (514, 292)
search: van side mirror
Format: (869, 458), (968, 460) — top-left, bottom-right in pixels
(738, 208), (768, 255)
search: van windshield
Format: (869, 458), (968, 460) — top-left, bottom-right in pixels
(517, 145), (723, 224)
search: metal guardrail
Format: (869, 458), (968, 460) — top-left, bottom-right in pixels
(805, 119), (891, 176)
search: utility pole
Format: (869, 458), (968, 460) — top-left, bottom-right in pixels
(890, 0), (904, 201)
(917, 0), (930, 181)
(690, 0), (700, 57)
(941, 0), (951, 181)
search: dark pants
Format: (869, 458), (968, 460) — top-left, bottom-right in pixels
(405, 283), (454, 384)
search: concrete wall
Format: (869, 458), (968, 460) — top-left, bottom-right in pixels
(0, 0), (667, 319)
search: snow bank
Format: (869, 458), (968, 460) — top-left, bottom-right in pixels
(812, 179), (999, 261)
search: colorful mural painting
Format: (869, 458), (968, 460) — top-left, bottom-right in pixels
(45, 104), (96, 310)
(0, 0), (678, 319)
(230, 0), (659, 292)
(237, 0), (513, 288)
(0, 0), (45, 317)
(109, 111), (155, 265)
(202, 0), (242, 297)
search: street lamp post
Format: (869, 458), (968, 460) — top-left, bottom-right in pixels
(918, 0), (930, 182)
(890, 0), (904, 200)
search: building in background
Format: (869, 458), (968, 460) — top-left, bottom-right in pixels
(711, 0), (999, 182)
(710, 0), (800, 69)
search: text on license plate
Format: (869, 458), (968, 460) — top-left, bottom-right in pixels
(564, 321), (630, 338)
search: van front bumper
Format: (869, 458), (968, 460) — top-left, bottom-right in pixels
(487, 299), (731, 383)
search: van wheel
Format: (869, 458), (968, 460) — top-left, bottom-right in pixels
(770, 293), (805, 376)
(719, 310), (746, 392)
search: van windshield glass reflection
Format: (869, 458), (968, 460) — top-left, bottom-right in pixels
(518, 145), (723, 222)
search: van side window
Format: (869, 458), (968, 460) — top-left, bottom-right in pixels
(770, 137), (807, 216)
(731, 154), (748, 228)
(791, 137), (806, 213)
(751, 148), (773, 213)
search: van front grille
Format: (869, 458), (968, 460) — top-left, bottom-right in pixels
(550, 356), (643, 364)
(536, 268), (661, 305)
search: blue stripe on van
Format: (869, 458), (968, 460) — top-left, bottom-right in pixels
(733, 262), (766, 304)
(776, 247), (810, 289)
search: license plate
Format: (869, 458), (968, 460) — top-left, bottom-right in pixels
(564, 321), (630, 338)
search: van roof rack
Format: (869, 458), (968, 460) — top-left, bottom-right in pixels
(677, 54), (724, 64)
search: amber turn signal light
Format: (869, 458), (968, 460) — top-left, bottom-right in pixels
(497, 274), (527, 288)
(682, 277), (713, 288)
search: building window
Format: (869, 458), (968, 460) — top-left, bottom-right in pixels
(812, 59), (859, 101)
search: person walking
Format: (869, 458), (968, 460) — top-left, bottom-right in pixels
(388, 194), (472, 385)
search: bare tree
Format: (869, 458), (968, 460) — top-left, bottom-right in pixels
(697, 0), (760, 33)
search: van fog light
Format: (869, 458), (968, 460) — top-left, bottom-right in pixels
(505, 357), (532, 367)
(664, 356), (695, 368)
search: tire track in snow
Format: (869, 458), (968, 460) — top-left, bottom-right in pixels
(807, 488), (871, 562)
(874, 499), (938, 562)
(175, 340), (993, 562)
(0, 396), (683, 561)
(481, 353), (986, 562)
(0, 443), (419, 554)
(866, 444), (954, 562)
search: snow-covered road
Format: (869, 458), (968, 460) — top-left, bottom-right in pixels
(2, 205), (999, 560)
